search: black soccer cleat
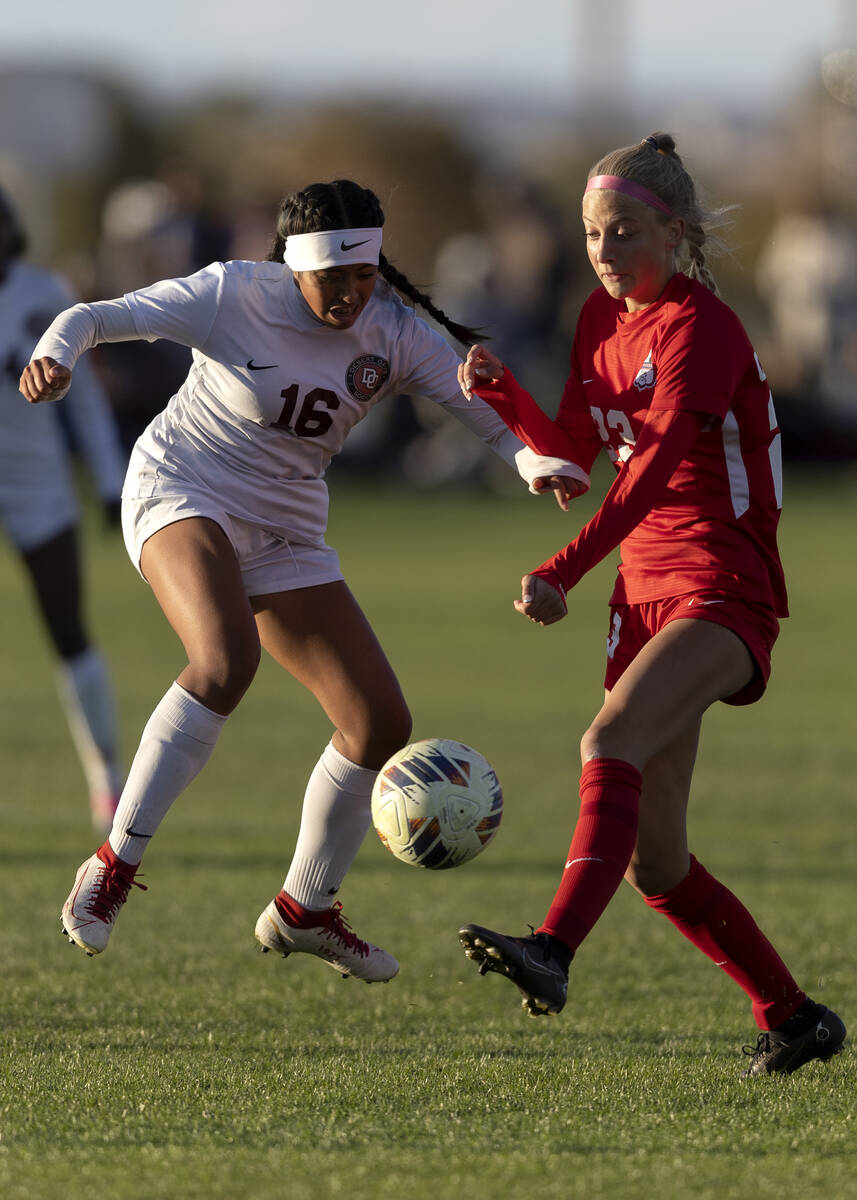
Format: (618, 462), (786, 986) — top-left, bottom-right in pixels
(741, 1005), (846, 1077)
(459, 923), (570, 1017)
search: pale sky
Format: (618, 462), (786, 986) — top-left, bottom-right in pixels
(0, 0), (851, 113)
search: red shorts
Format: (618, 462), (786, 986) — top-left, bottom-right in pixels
(603, 591), (781, 706)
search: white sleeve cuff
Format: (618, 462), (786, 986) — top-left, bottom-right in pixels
(513, 444), (591, 494)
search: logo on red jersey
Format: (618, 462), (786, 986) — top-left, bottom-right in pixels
(633, 350), (655, 391)
(346, 355), (390, 402)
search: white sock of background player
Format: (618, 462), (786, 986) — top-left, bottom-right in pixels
(55, 646), (124, 802)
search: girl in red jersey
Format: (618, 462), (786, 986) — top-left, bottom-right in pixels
(457, 132), (846, 1076)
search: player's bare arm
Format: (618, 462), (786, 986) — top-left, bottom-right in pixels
(513, 573), (567, 626)
(19, 356), (71, 403)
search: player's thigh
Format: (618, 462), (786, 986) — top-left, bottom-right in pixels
(585, 617), (753, 768)
(140, 516), (260, 675)
(625, 716), (701, 896)
(251, 581), (411, 761)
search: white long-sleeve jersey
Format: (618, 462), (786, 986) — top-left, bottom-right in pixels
(32, 260), (586, 547)
(1, 260), (126, 510)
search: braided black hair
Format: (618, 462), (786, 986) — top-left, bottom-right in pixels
(266, 180), (480, 345)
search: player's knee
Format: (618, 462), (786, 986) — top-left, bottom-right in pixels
(580, 711), (649, 768)
(382, 704), (413, 758)
(371, 704), (413, 765)
(342, 700), (412, 770)
(187, 633), (261, 712)
(219, 639), (262, 700)
(580, 719), (622, 764)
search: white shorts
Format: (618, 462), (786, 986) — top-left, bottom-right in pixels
(121, 492), (344, 596)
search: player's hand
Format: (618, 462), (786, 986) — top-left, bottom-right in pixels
(531, 474), (588, 512)
(514, 573), (567, 625)
(19, 357), (72, 403)
(458, 344), (504, 399)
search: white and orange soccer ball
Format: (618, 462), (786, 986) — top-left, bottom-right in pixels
(371, 738), (503, 869)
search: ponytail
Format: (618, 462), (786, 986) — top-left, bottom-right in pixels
(591, 132), (734, 294)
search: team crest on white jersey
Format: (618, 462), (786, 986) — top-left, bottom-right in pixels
(346, 355), (390, 402)
(633, 350), (655, 391)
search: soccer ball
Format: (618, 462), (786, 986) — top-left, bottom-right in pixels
(371, 738), (503, 869)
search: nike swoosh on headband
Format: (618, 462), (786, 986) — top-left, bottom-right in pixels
(340, 238), (370, 251)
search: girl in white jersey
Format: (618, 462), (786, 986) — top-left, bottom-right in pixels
(1, 187), (126, 833)
(21, 179), (584, 984)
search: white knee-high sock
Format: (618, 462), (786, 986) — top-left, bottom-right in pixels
(56, 647), (123, 798)
(282, 741), (377, 909)
(109, 682), (228, 865)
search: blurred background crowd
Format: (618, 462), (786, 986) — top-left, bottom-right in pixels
(2, 1), (857, 482)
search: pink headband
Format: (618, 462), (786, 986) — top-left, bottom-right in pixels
(585, 175), (672, 215)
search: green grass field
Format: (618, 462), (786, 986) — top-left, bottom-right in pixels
(1, 466), (854, 1200)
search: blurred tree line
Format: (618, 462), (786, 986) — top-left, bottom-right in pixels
(2, 61), (856, 463)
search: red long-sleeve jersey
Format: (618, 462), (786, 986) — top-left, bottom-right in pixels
(473, 273), (788, 615)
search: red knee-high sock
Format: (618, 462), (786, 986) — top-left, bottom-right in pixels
(538, 757), (642, 952)
(644, 855), (805, 1029)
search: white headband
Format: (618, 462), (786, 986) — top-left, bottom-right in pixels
(283, 227), (383, 272)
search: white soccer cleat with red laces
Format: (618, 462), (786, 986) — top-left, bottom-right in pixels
(61, 846), (146, 956)
(255, 896), (398, 983)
